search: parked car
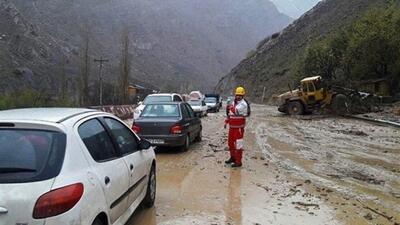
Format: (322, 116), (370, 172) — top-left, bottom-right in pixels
(133, 93), (183, 120)
(188, 100), (208, 117)
(132, 102), (202, 151)
(0, 108), (156, 225)
(205, 94), (222, 108)
(204, 96), (220, 112)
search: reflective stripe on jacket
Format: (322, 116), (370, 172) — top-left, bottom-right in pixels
(226, 100), (247, 128)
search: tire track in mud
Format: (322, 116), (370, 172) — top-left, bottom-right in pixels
(251, 104), (400, 224)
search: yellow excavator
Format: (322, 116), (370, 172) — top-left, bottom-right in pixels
(275, 76), (376, 115)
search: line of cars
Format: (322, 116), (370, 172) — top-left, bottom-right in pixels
(133, 92), (222, 120)
(132, 93), (203, 151)
(130, 92), (222, 151)
(0, 92), (220, 225)
(187, 92), (222, 115)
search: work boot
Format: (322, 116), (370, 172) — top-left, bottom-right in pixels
(225, 158), (234, 164)
(231, 162), (242, 168)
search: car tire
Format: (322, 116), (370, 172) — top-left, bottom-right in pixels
(195, 129), (202, 142)
(142, 164), (156, 208)
(92, 218), (104, 225)
(181, 135), (190, 151)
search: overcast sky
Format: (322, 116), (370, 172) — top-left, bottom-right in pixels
(270, 0), (321, 18)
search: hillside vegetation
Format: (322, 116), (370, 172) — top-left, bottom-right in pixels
(299, 3), (400, 94)
(216, 0), (390, 101)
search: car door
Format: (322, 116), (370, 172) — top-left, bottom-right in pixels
(183, 104), (201, 141)
(102, 117), (149, 207)
(77, 118), (130, 224)
(188, 103), (201, 135)
(180, 104), (193, 140)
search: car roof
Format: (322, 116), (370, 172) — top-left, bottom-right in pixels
(145, 101), (182, 105)
(148, 93), (180, 97)
(0, 108), (99, 123)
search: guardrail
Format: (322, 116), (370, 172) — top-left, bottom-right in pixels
(89, 105), (136, 120)
(346, 115), (400, 128)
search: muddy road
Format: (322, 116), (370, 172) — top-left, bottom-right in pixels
(126, 104), (399, 225)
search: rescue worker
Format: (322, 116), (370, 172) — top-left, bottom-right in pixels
(224, 86), (248, 167)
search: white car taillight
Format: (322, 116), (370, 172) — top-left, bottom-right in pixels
(33, 183), (84, 219)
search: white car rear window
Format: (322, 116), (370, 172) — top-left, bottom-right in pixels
(0, 129), (66, 183)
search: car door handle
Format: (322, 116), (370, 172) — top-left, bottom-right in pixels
(130, 164), (134, 171)
(0, 207), (7, 214)
(105, 176), (110, 185)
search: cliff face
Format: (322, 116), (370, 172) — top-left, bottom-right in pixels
(0, 0), (291, 97)
(0, 1), (69, 93)
(216, 0), (386, 101)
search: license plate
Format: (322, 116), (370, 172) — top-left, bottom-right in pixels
(148, 139), (165, 144)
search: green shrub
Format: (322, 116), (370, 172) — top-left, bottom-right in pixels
(299, 3), (400, 90)
(0, 89), (76, 110)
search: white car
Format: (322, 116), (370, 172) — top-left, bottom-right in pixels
(133, 93), (183, 120)
(188, 100), (208, 117)
(0, 108), (156, 225)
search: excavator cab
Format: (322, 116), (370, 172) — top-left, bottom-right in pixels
(300, 76), (325, 104)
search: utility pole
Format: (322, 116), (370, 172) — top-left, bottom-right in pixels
(261, 86), (266, 103)
(94, 57), (109, 105)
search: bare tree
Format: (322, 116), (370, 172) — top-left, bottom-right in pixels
(119, 29), (130, 104)
(79, 36), (90, 106)
(59, 56), (69, 101)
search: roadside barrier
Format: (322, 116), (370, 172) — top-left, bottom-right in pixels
(346, 115), (400, 128)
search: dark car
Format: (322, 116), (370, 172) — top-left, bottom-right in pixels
(205, 94), (222, 108)
(131, 102), (202, 151)
(204, 97), (220, 112)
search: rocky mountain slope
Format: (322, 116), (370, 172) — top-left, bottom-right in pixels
(0, 0), (291, 100)
(216, 0), (387, 101)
